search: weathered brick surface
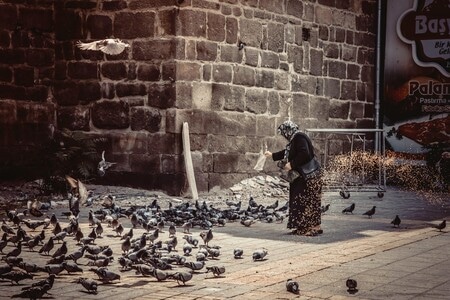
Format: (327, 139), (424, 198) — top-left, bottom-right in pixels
(0, 0), (377, 195)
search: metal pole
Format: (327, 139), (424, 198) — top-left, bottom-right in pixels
(375, 0), (382, 153)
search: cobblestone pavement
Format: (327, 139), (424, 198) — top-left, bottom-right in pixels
(0, 187), (449, 299)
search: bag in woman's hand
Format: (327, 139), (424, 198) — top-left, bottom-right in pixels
(299, 157), (322, 180)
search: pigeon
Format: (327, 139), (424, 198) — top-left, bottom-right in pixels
(25, 274), (56, 290)
(183, 243), (193, 256)
(53, 231), (67, 243)
(391, 215), (401, 228)
(0, 233), (8, 253)
(64, 262), (84, 274)
(205, 266), (226, 277)
(183, 260), (205, 272)
(200, 229), (213, 246)
(12, 283), (51, 298)
(266, 199), (279, 210)
(342, 203), (355, 214)
(321, 204), (330, 214)
(183, 235), (198, 247)
(89, 267), (121, 283)
(38, 237), (54, 255)
(131, 264), (154, 277)
(168, 224), (176, 237)
(118, 257), (133, 270)
(346, 278), (358, 294)
(97, 150), (117, 175)
(0, 264), (12, 275)
(44, 263), (66, 275)
(121, 237), (131, 255)
(430, 220), (446, 232)
(363, 206), (376, 218)
(286, 278), (300, 294)
(252, 248), (268, 261)
(121, 228), (133, 240)
(182, 221), (192, 234)
(76, 277), (98, 294)
(237, 41), (246, 50)
(47, 255), (66, 265)
(233, 248), (243, 259)
(74, 228), (84, 244)
(113, 223), (124, 236)
(77, 39), (130, 56)
(0, 270), (33, 285)
(151, 268), (168, 281)
(168, 271), (193, 285)
(17, 262), (41, 274)
(65, 246), (86, 264)
(240, 218), (256, 227)
(96, 223), (104, 237)
(4, 241), (21, 258)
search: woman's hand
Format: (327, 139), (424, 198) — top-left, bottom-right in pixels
(284, 162), (292, 171)
(264, 151), (272, 158)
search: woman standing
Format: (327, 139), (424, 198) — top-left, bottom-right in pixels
(265, 120), (323, 236)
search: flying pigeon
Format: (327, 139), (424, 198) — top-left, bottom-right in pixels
(76, 39), (130, 55)
(97, 150), (116, 176)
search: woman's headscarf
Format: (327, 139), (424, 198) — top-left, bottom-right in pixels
(277, 120), (300, 141)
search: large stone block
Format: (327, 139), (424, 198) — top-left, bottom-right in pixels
(207, 12), (225, 42)
(256, 69), (274, 88)
(0, 5), (17, 31)
(233, 65), (255, 86)
(137, 64), (160, 81)
(178, 10), (206, 38)
(0, 31), (10, 48)
(259, 0), (284, 14)
(287, 44), (303, 73)
(133, 40), (175, 60)
(197, 40), (217, 61)
(0, 49), (25, 64)
(209, 172), (249, 190)
(310, 48), (323, 76)
(26, 86), (48, 102)
(68, 62), (98, 80)
(287, 0), (303, 18)
(0, 66), (12, 83)
(53, 81), (79, 106)
(260, 51), (279, 69)
(148, 83), (176, 109)
(212, 64), (232, 83)
(224, 85), (245, 112)
(213, 152), (239, 173)
(57, 106), (90, 131)
(87, 15), (112, 39)
(166, 109), (205, 134)
(148, 132), (182, 155)
(103, 1), (128, 10)
(161, 154), (184, 174)
(268, 91), (280, 115)
(240, 19), (262, 48)
(14, 66), (34, 87)
(0, 101), (16, 124)
(267, 23), (284, 52)
(78, 81), (101, 104)
(175, 82), (193, 109)
(116, 82), (147, 97)
(341, 80), (356, 100)
(55, 10), (82, 40)
(292, 93), (310, 118)
(256, 115), (276, 136)
(220, 44), (243, 63)
(111, 132), (148, 154)
(92, 100), (130, 129)
(114, 12), (155, 38)
(26, 49), (54, 67)
(192, 82), (212, 110)
(324, 78), (340, 99)
(328, 60), (346, 79)
(244, 48), (259, 67)
(130, 106), (161, 132)
(309, 96), (330, 121)
(315, 5), (333, 25)
(245, 89), (268, 114)
(225, 17), (238, 44)
(19, 7), (52, 32)
(158, 8), (176, 36)
(101, 62), (127, 80)
(329, 99), (349, 119)
(129, 154), (160, 174)
(176, 61), (201, 81)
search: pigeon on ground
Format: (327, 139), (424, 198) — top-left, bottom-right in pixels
(24, 274), (56, 290)
(200, 229), (213, 246)
(391, 215), (401, 228)
(17, 262), (41, 274)
(266, 200), (279, 210)
(321, 204), (330, 214)
(342, 203), (355, 214)
(38, 237), (54, 255)
(113, 223), (124, 236)
(233, 248), (243, 259)
(168, 271), (193, 285)
(182, 221), (192, 234)
(76, 277), (98, 294)
(430, 220), (446, 232)
(0, 233), (8, 253)
(44, 263), (66, 275)
(346, 278), (358, 294)
(252, 248), (268, 261)
(89, 267), (121, 283)
(131, 264), (154, 277)
(0, 270), (33, 285)
(286, 278), (300, 294)
(52, 241), (68, 258)
(183, 243), (193, 256)
(118, 257), (133, 270)
(64, 262), (84, 274)
(151, 268), (168, 281)
(77, 39), (129, 55)
(206, 266), (226, 277)
(362, 206), (376, 218)
(183, 235), (198, 247)
(183, 260), (205, 272)
(4, 242), (21, 258)
(65, 246), (86, 264)
(0, 264), (12, 275)
(240, 218), (256, 227)
(12, 283), (51, 298)
(121, 237), (131, 255)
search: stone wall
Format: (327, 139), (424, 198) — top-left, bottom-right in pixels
(0, 0), (377, 195)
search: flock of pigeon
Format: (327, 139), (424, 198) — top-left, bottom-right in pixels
(0, 193), (289, 299)
(0, 185), (447, 299)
